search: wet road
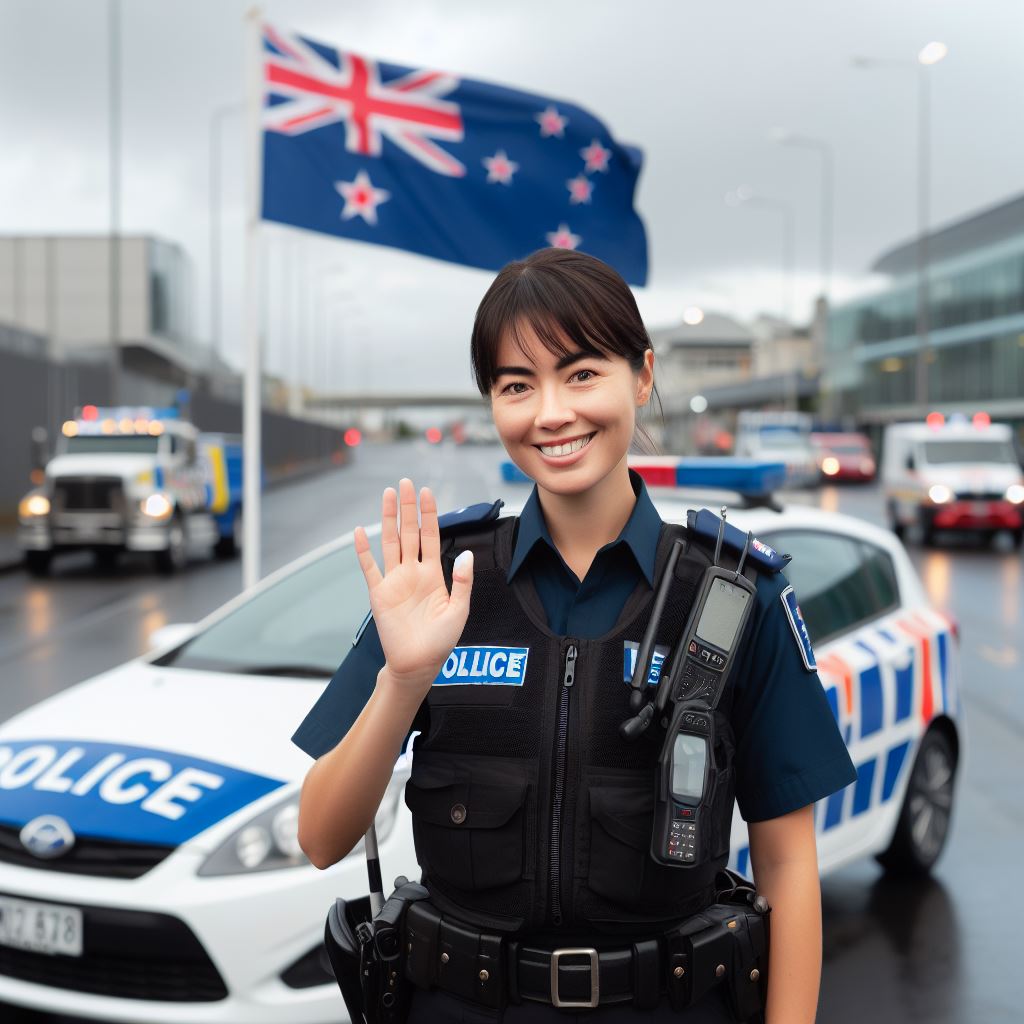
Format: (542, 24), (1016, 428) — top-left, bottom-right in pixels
(2, 442), (1022, 1023)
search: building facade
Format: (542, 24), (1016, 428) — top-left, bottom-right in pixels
(826, 193), (1024, 428)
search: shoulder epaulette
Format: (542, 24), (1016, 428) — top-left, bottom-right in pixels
(686, 508), (790, 573)
(438, 499), (505, 536)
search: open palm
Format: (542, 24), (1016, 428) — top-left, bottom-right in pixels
(353, 479), (473, 694)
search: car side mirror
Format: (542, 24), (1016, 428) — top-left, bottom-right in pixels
(148, 622), (196, 652)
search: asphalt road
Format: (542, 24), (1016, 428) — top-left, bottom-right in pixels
(1, 441), (1021, 1023)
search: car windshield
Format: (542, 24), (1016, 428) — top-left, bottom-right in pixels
(157, 536), (379, 677)
(64, 436), (161, 455)
(828, 443), (870, 454)
(757, 429), (810, 451)
(923, 440), (1017, 465)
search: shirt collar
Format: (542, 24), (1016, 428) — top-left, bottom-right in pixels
(507, 468), (661, 586)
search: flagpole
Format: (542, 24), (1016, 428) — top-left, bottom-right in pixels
(242, 6), (264, 590)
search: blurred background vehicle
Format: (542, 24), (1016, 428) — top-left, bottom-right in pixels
(812, 430), (877, 483)
(733, 410), (820, 488)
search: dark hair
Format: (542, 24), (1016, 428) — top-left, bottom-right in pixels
(470, 248), (662, 450)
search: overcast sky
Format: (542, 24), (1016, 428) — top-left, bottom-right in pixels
(2, 0), (1022, 394)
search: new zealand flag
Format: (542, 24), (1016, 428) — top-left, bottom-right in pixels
(261, 24), (648, 284)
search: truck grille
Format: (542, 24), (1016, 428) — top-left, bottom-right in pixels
(52, 476), (124, 512)
(954, 490), (1005, 501)
(0, 824), (173, 879)
(0, 895), (228, 1002)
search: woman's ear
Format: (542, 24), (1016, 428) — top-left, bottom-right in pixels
(636, 348), (655, 407)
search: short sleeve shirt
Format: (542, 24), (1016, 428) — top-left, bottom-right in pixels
(291, 471), (856, 821)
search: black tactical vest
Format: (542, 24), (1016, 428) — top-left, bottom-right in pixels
(404, 515), (746, 936)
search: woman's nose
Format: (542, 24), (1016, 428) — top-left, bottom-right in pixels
(534, 386), (576, 431)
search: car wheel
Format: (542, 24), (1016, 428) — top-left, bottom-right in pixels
(155, 514), (187, 575)
(1010, 529), (1023, 551)
(25, 550), (52, 577)
(214, 510), (241, 559)
(877, 728), (956, 876)
(887, 501), (905, 541)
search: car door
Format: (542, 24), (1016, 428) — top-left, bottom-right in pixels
(728, 528), (937, 876)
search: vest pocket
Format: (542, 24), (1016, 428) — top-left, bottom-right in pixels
(584, 777), (709, 918)
(405, 760), (533, 892)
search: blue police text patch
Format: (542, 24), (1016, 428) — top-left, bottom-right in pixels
(623, 642), (671, 687)
(781, 586), (817, 671)
(0, 739), (285, 848)
(432, 646), (529, 686)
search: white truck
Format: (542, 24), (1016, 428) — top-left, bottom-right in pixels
(881, 417), (1024, 547)
(733, 410), (820, 489)
(18, 406), (244, 576)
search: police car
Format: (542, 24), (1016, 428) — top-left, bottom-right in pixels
(0, 460), (961, 1023)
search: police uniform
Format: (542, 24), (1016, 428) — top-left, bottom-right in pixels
(293, 470), (856, 1021)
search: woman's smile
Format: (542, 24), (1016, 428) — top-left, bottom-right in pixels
(534, 431), (597, 462)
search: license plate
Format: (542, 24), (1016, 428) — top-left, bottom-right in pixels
(0, 896), (83, 957)
(970, 502), (989, 516)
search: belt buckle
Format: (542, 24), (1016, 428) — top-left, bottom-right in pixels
(550, 947), (599, 1009)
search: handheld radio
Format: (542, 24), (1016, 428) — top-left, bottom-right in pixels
(621, 508), (757, 868)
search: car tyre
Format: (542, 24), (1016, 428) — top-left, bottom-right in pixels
(155, 514), (187, 575)
(25, 550), (52, 577)
(1009, 529), (1023, 551)
(877, 728), (956, 876)
(214, 510), (241, 559)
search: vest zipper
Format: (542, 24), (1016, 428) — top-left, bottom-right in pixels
(550, 641), (577, 927)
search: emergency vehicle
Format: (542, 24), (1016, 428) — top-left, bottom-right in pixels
(17, 406), (244, 575)
(881, 414), (1024, 547)
(733, 411), (820, 489)
(0, 460), (961, 1023)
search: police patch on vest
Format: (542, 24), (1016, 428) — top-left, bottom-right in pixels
(432, 646), (529, 686)
(623, 642), (671, 686)
(781, 585), (816, 671)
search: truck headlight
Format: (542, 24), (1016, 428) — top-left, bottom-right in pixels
(198, 766), (409, 877)
(18, 493), (50, 519)
(1006, 484), (1024, 505)
(928, 484), (953, 504)
(140, 493), (173, 519)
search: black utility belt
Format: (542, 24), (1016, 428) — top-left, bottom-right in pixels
(403, 887), (770, 1019)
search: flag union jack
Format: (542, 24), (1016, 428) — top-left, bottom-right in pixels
(263, 24), (465, 177)
(260, 23), (648, 284)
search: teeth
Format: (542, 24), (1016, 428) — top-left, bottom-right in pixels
(540, 434), (593, 457)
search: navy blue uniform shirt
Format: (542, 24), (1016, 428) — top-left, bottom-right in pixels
(292, 470), (856, 822)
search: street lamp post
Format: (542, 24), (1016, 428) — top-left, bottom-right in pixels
(853, 42), (948, 412)
(209, 101), (244, 361)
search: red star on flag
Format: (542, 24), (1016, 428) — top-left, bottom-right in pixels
(483, 149), (519, 184)
(334, 170), (391, 225)
(580, 138), (612, 173)
(535, 105), (568, 138)
(546, 223), (581, 249)
(567, 175), (594, 205)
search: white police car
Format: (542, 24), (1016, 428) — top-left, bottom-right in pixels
(0, 459), (961, 1023)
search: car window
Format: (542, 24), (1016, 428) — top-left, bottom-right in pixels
(760, 530), (900, 645)
(155, 536), (381, 677)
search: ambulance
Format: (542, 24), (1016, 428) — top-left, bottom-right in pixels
(881, 414), (1024, 547)
(17, 406), (244, 575)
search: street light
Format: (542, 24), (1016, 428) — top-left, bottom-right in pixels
(852, 41), (949, 412)
(725, 186), (796, 322)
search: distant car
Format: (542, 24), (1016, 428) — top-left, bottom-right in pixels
(811, 431), (877, 483)
(0, 460), (961, 1023)
(734, 411), (820, 488)
(881, 417), (1024, 546)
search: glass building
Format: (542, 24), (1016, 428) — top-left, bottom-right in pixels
(826, 193), (1024, 429)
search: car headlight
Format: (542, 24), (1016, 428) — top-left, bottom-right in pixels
(928, 484), (953, 504)
(18, 493), (50, 519)
(140, 493), (173, 519)
(821, 457), (840, 476)
(197, 765), (409, 876)
(1005, 484), (1024, 505)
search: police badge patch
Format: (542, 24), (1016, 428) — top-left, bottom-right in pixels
(781, 585), (817, 672)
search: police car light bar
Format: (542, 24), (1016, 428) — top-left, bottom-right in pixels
(500, 457), (788, 497)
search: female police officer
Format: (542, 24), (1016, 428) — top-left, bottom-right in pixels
(293, 248), (856, 1022)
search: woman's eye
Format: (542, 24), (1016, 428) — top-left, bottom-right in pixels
(571, 369), (597, 383)
(500, 381), (529, 395)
